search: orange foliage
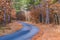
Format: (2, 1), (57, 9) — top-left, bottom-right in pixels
(30, 7), (41, 23)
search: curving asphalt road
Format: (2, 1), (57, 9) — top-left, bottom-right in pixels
(0, 22), (39, 40)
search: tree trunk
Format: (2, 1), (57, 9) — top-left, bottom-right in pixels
(45, 1), (50, 24)
(3, 8), (6, 25)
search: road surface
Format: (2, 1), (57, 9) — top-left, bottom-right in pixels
(0, 22), (39, 40)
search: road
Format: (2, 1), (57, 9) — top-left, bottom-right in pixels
(0, 22), (39, 40)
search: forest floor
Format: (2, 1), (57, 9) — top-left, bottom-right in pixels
(0, 21), (22, 36)
(25, 22), (60, 40)
(23, 21), (60, 40)
(0, 21), (60, 40)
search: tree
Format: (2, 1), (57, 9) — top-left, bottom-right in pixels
(49, 0), (60, 24)
(43, 0), (58, 24)
(0, 0), (12, 25)
(12, 0), (41, 11)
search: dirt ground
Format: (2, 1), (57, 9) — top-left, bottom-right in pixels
(0, 21), (60, 40)
(24, 22), (60, 40)
(28, 23), (60, 40)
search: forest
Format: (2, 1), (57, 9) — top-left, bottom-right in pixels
(0, 0), (60, 25)
(0, 0), (60, 40)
